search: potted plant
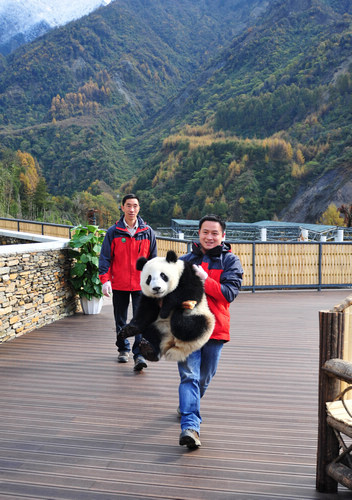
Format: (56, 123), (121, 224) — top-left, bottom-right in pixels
(68, 224), (106, 314)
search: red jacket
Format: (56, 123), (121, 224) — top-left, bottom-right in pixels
(181, 242), (243, 341)
(99, 216), (157, 291)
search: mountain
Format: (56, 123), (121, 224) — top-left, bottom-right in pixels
(0, 0), (112, 55)
(124, 0), (352, 225)
(0, 0), (352, 226)
(0, 0), (270, 196)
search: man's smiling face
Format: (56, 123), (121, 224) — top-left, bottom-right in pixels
(198, 221), (224, 253)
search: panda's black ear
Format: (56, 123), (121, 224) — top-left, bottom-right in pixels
(136, 257), (148, 271)
(166, 250), (178, 263)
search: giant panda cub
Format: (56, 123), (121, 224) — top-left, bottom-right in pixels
(117, 250), (215, 362)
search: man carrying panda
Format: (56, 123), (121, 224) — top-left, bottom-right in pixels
(178, 214), (243, 449)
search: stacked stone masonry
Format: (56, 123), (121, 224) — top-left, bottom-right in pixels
(0, 236), (33, 245)
(0, 246), (77, 343)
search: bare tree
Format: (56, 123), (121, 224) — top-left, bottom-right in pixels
(338, 204), (352, 227)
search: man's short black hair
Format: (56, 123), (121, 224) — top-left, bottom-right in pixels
(122, 193), (139, 205)
(199, 214), (226, 234)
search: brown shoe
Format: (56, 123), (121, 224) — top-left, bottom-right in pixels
(179, 429), (201, 449)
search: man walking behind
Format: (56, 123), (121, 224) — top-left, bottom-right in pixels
(99, 194), (157, 371)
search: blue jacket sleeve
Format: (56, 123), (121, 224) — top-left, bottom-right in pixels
(148, 229), (157, 259)
(219, 253), (243, 303)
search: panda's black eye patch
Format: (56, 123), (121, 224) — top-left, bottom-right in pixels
(146, 275), (151, 285)
(160, 272), (168, 282)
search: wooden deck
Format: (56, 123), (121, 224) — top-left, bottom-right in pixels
(1, 290), (352, 499)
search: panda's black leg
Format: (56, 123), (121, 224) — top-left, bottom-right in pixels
(138, 325), (163, 362)
(171, 312), (208, 341)
(139, 338), (160, 362)
(129, 296), (161, 330)
(117, 324), (140, 340)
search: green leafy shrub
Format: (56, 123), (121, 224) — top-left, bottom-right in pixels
(68, 224), (106, 299)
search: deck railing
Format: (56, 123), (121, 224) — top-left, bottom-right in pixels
(230, 241), (352, 291)
(1, 218), (352, 292)
(0, 217), (73, 239)
(157, 238), (352, 291)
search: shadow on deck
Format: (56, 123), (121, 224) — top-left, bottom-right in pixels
(0, 290), (351, 499)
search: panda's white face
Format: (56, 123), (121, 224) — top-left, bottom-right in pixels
(140, 256), (184, 299)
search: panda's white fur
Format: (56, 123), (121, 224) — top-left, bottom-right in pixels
(138, 253), (215, 362)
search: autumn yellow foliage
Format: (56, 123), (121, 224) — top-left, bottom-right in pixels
(17, 151), (39, 195)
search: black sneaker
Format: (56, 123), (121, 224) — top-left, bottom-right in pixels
(134, 355), (147, 371)
(179, 429), (201, 449)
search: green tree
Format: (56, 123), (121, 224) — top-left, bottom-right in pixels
(33, 177), (51, 216)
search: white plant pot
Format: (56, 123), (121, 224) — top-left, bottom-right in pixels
(80, 296), (104, 315)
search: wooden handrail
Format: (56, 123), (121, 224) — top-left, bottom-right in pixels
(323, 358), (352, 384)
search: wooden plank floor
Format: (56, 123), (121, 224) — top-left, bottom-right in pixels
(1, 290), (352, 499)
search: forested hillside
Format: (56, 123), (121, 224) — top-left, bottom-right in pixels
(125, 0), (352, 225)
(0, 0), (266, 198)
(0, 148), (121, 227)
(1, 0), (352, 227)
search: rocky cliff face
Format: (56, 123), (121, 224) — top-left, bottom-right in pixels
(280, 168), (352, 223)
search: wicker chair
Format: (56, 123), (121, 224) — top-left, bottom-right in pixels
(319, 359), (352, 491)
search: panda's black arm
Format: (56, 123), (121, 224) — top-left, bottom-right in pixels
(129, 295), (160, 330)
(159, 292), (178, 318)
(159, 264), (204, 319)
(118, 296), (160, 340)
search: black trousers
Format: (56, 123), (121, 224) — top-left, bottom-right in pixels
(113, 290), (142, 358)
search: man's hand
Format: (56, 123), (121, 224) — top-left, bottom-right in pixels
(102, 281), (112, 297)
(193, 264), (208, 281)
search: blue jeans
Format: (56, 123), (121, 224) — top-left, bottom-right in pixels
(178, 339), (224, 434)
(113, 290), (142, 359)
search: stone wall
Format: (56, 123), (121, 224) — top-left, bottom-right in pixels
(0, 236), (33, 245)
(0, 238), (78, 343)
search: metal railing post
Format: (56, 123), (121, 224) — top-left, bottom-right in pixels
(318, 242), (322, 292)
(252, 242), (256, 293)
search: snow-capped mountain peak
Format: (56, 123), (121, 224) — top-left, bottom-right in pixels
(0, 0), (113, 54)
